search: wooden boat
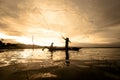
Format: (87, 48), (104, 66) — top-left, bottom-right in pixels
(48, 47), (80, 51)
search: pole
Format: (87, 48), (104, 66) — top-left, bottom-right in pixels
(32, 35), (34, 51)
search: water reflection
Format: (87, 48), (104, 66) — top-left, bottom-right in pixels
(31, 72), (57, 79)
(0, 48), (120, 67)
(0, 48), (120, 80)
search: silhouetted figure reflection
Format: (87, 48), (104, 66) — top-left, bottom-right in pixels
(49, 42), (54, 59)
(63, 37), (71, 66)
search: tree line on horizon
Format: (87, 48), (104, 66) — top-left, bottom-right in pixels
(0, 39), (41, 49)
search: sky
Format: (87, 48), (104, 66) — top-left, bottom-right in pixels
(0, 0), (120, 47)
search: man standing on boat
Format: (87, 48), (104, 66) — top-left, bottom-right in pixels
(63, 37), (71, 66)
(49, 42), (54, 59)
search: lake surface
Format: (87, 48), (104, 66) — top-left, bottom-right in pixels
(0, 48), (120, 80)
(0, 48), (120, 67)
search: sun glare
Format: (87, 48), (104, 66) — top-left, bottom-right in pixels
(16, 37), (64, 46)
(15, 36), (32, 45)
(0, 33), (19, 40)
(0, 32), (109, 46)
(22, 37), (63, 46)
(0, 32), (64, 46)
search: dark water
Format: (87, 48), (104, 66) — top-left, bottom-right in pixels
(0, 48), (120, 67)
(0, 48), (120, 80)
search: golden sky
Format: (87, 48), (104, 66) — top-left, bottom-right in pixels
(0, 0), (120, 46)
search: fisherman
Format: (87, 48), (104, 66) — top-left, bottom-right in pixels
(63, 37), (71, 66)
(49, 42), (54, 59)
(49, 42), (54, 52)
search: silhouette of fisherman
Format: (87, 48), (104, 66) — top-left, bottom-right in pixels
(63, 37), (71, 66)
(49, 42), (54, 59)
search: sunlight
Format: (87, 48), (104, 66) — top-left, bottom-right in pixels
(0, 33), (19, 41)
(0, 32), (110, 46)
(35, 37), (64, 46)
(0, 33), (64, 46)
(0, 33), (32, 44)
(15, 36), (64, 46)
(16, 36), (32, 45)
(25, 27), (65, 46)
(0, 33), (5, 38)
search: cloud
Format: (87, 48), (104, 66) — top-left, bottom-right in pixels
(92, 0), (120, 27)
(0, 0), (120, 46)
(71, 0), (120, 44)
(0, 0), (36, 36)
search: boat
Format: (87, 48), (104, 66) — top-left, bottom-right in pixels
(48, 47), (80, 51)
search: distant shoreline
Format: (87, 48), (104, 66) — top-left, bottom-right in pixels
(0, 46), (120, 49)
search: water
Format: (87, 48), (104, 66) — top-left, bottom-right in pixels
(0, 48), (120, 67)
(0, 48), (120, 80)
